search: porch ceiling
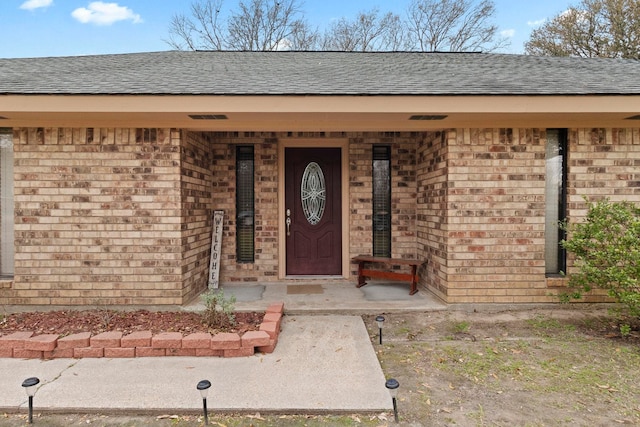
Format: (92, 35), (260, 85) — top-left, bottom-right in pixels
(1, 95), (639, 131)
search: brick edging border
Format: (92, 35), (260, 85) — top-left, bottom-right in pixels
(0, 302), (284, 359)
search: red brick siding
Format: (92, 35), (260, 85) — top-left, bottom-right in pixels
(442, 128), (547, 303)
(416, 131), (449, 301)
(6, 127), (184, 305)
(5, 126), (639, 306)
(180, 131), (215, 303)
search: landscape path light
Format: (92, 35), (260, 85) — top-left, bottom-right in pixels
(21, 377), (40, 424)
(375, 315), (385, 344)
(197, 379), (212, 425)
(385, 378), (400, 423)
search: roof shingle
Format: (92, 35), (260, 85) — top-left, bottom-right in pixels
(1, 50), (639, 96)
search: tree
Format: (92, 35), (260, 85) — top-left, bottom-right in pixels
(168, 0), (505, 52)
(227, 0), (315, 50)
(287, 19), (321, 50)
(525, 0), (640, 59)
(560, 199), (640, 328)
(167, 0), (317, 51)
(405, 0), (507, 52)
(321, 9), (406, 52)
(167, 0), (226, 50)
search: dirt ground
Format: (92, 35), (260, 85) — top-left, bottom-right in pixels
(364, 306), (640, 427)
(1, 306), (640, 426)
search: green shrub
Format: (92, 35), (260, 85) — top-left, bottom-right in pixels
(560, 198), (640, 320)
(201, 289), (237, 330)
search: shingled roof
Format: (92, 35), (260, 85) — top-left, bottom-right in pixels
(1, 50), (639, 96)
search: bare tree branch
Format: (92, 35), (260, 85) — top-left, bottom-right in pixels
(288, 20), (321, 50)
(406, 0), (506, 52)
(227, 0), (315, 50)
(322, 9), (403, 52)
(167, 0), (315, 51)
(383, 14), (413, 51)
(167, 0), (505, 53)
(167, 0), (226, 50)
(166, 13), (199, 50)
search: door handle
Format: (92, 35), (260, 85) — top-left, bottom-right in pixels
(286, 209), (291, 236)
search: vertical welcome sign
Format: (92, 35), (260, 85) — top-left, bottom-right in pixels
(208, 210), (224, 289)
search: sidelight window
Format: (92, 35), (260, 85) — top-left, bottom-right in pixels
(373, 146), (391, 257)
(236, 146), (254, 263)
(0, 129), (13, 277)
(545, 129), (567, 275)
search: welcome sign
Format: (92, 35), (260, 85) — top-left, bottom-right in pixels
(208, 210), (224, 289)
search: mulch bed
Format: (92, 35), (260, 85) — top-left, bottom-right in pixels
(0, 309), (264, 337)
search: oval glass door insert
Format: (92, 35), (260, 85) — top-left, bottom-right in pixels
(301, 162), (326, 225)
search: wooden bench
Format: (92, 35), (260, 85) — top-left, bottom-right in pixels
(352, 255), (422, 295)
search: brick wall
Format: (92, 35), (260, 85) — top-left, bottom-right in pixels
(416, 131), (448, 300)
(180, 131), (215, 304)
(347, 137), (371, 263)
(6, 126), (638, 306)
(438, 128), (548, 303)
(3, 127), (185, 306)
(392, 135), (419, 256)
(427, 127), (640, 304)
(570, 128), (640, 204)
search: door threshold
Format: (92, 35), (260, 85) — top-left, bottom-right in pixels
(284, 275), (346, 280)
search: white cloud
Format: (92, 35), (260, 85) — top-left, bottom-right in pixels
(274, 38), (293, 51)
(501, 29), (516, 38)
(560, 8), (588, 22)
(20, 0), (53, 10)
(71, 2), (142, 26)
(527, 18), (547, 27)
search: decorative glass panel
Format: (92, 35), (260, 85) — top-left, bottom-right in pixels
(301, 162), (326, 225)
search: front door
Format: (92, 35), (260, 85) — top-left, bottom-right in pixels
(285, 147), (342, 275)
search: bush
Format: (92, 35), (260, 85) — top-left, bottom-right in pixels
(561, 198), (640, 320)
(201, 289), (237, 330)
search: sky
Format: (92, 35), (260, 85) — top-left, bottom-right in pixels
(0, 0), (576, 58)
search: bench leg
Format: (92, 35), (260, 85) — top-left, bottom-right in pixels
(409, 265), (418, 295)
(355, 261), (367, 288)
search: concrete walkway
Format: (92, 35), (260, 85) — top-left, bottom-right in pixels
(0, 315), (391, 415)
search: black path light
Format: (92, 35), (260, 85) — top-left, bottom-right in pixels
(385, 378), (400, 423)
(196, 379), (212, 425)
(375, 315), (385, 344)
(21, 377), (40, 424)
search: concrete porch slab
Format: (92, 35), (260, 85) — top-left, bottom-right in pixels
(186, 279), (446, 314)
